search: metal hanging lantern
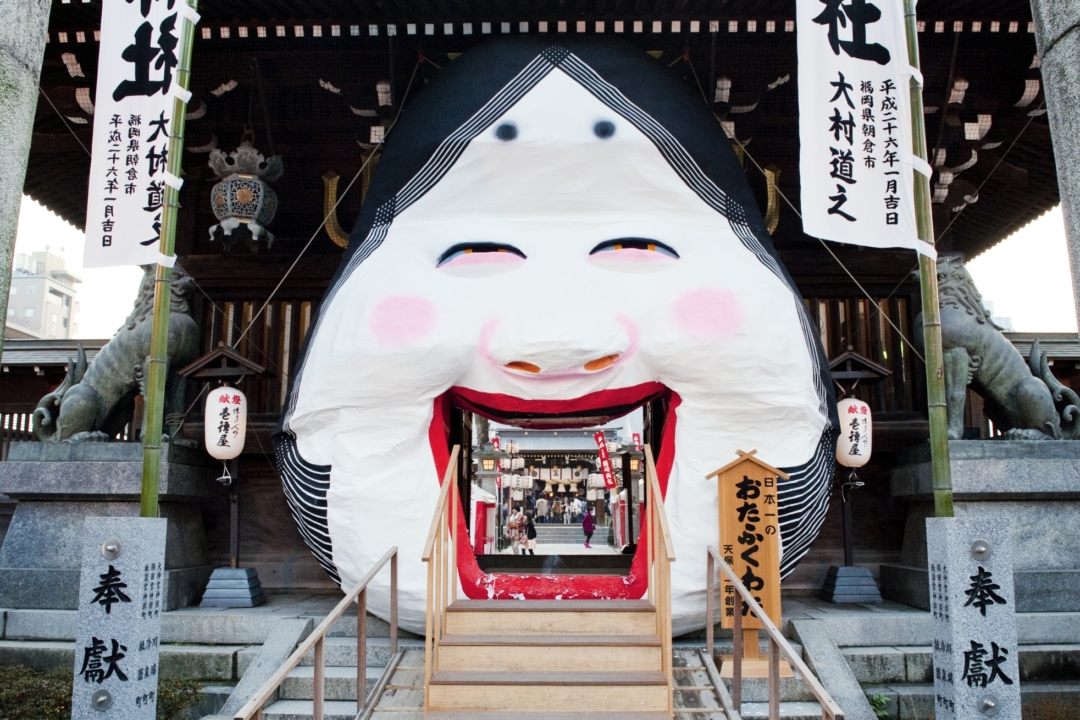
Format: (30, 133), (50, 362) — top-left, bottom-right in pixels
(837, 398), (872, 468)
(205, 386), (247, 461)
(208, 131), (283, 250)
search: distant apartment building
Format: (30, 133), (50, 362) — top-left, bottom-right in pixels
(5, 251), (81, 340)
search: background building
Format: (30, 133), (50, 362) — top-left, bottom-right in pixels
(4, 250), (80, 340)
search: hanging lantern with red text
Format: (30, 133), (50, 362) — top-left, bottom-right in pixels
(836, 398), (871, 468)
(205, 386), (247, 461)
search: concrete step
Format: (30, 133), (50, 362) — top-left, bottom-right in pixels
(279, 664), (384, 700)
(297, 636), (424, 667)
(0, 639), (247, 681)
(863, 681), (1080, 719)
(843, 643), (1080, 684)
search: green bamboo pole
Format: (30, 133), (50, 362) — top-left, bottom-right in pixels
(140, 0), (199, 518)
(903, 0), (953, 518)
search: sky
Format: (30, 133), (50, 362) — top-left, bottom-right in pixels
(10, 194), (1079, 339)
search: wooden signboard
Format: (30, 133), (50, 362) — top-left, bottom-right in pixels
(707, 450), (791, 678)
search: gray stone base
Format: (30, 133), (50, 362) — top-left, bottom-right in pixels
(888, 440), (1080, 612)
(819, 565), (882, 604)
(880, 564), (1080, 613)
(200, 567), (266, 608)
(0, 441), (221, 610)
(0, 564), (213, 610)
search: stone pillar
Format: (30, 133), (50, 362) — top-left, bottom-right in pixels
(1032, 0), (1080, 328)
(0, 0), (51, 357)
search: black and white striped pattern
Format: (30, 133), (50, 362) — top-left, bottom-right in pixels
(776, 426), (839, 578)
(277, 47), (837, 581)
(275, 429), (339, 582)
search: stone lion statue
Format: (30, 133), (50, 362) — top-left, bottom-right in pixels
(914, 254), (1080, 440)
(33, 265), (199, 442)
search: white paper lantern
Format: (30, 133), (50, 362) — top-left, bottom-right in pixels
(511, 457), (525, 470)
(499, 458), (511, 470)
(836, 399), (872, 468)
(587, 489), (598, 501)
(205, 386), (247, 460)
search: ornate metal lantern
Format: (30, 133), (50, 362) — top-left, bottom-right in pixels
(208, 139), (283, 249)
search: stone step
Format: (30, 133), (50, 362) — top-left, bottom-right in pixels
(863, 681), (1080, 719)
(0, 639), (248, 681)
(298, 636), (425, 667)
(843, 643), (1080, 684)
(279, 664), (385, 700)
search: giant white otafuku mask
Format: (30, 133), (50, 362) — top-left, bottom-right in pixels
(275, 39), (838, 634)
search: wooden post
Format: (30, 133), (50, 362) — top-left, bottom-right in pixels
(732, 595), (743, 711)
(313, 637), (325, 720)
(357, 588), (367, 707)
(390, 551), (398, 655)
(706, 551), (715, 659)
(768, 637), (780, 719)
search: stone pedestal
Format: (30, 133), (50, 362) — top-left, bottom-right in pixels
(0, 441), (222, 610)
(880, 440), (1080, 612)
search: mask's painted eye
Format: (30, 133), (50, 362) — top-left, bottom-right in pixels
(437, 243), (527, 278)
(588, 238), (679, 275)
(589, 238), (679, 259)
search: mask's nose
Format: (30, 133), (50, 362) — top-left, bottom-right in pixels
(503, 354), (622, 375)
(485, 315), (635, 377)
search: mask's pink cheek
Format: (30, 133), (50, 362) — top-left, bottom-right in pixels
(672, 289), (743, 339)
(369, 295), (437, 346)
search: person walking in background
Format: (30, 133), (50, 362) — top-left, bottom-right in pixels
(551, 498), (563, 524)
(536, 495), (548, 523)
(582, 508), (595, 549)
(523, 512), (537, 556)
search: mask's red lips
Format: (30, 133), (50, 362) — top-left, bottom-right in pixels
(448, 382), (665, 429)
(428, 387), (681, 602)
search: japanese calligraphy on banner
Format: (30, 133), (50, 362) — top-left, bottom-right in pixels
(797, 0), (934, 257)
(72, 517), (167, 719)
(593, 431), (618, 489)
(707, 451), (785, 631)
(84, 0), (198, 268)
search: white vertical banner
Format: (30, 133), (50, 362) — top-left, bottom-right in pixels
(85, 0), (196, 268)
(797, 0), (933, 257)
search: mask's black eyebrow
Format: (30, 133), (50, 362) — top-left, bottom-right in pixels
(437, 242), (527, 266)
(589, 238), (680, 258)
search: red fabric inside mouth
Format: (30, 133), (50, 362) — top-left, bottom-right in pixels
(428, 386), (680, 601)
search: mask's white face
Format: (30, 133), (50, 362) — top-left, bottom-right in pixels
(288, 69), (828, 633)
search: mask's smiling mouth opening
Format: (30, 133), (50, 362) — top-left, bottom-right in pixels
(428, 383), (679, 601)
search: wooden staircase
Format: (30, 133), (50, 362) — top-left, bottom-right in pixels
(426, 599), (669, 716)
(421, 445), (676, 718)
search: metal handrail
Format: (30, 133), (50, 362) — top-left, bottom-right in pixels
(422, 445), (461, 709)
(705, 545), (844, 720)
(643, 445), (675, 716)
(233, 546), (399, 720)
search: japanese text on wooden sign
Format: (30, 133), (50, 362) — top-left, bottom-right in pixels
(84, 0), (198, 268)
(797, 0), (933, 257)
(709, 451), (785, 630)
